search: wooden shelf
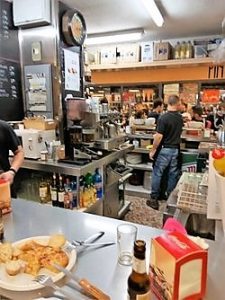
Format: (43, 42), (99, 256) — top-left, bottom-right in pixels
(90, 57), (214, 71)
(90, 57), (222, 85)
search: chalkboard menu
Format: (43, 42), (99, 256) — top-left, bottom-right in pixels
(0, 0), (23, 121)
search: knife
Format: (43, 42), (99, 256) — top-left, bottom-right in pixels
(53, 264), (111, 300)
(74, 242), (115, 247)
(72, 232), (105, 246)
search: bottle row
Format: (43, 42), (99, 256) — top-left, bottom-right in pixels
(38, 168), (103, 210)
(174, 40), (193, 59)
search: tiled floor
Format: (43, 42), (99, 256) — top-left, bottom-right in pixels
(124, 195), (167, 229)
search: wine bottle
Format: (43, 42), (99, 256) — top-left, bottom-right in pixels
(51, 173), (58, 207)
(128, 240), (151, 300)
(57, 174), (65, 208)
(39, 177), (50, 203)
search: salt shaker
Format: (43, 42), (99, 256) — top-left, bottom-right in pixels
(0, 208), (4, 241)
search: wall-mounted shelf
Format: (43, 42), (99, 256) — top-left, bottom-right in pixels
(90, 57), (224, 85)
(90, 57), (214, 71)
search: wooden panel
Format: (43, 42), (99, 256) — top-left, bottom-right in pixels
(91, 60), (225, 85)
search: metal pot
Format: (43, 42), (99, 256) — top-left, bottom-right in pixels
(108, 123), (117, 138)
(217, 123), (225, 147)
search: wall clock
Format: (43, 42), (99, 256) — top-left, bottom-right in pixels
(62, 10), (86, 46)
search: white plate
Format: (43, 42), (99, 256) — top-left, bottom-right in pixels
(0, 236), (76, 291)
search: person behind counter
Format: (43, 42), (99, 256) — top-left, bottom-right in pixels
(191, 105), (204, 122)
(148, 99), (164, 124)
(0, 120), (24, 196)
(147, 95), (183, 210)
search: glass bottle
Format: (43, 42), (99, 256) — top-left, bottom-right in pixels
(180, 41), (187, 59)
(174, 41), (181, 59)
(185, 40), (193, 58)
(70, 177), (77, 209)
(57, 174), (65, 208)
(93, 168), (103, 200)
(0, 209), (4, 242)
(51, 173), (58, 207)
(39, 177), (50, 203)
(128, 240), (151, 300)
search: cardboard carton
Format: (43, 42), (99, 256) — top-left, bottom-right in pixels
(150, 231), (207, 300)
(154, 42), (172, 61)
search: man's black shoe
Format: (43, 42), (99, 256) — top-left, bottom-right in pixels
(158, 194), (168, 201)
(146, 198), (159, 210)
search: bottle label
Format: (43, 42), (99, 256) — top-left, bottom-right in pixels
(58, 192), (64, 202)
(51, 190), (57, 201)
(133, 257), (146, 274)
(39, 187), (47, 197)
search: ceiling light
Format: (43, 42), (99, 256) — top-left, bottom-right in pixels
(141, 0), (164, 27)
(85, 29), (144, 46)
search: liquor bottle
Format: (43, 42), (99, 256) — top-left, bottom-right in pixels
(92, 168), (103, 200)
(70, 177), (78, 209)
(57, 174), (65, 208)
(0, 209), (4, 242)
(39, 177), (50, 203)
(128, 240), (151, 300)
(50, 173), (58, 207)
(64, 177), (72, 209)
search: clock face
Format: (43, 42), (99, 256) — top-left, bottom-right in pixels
(70, 14), (85, 45)
(62, 10), (86, 46)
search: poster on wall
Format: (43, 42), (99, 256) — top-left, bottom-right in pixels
(64, 49), (80, 92)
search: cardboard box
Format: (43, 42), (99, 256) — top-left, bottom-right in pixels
(117, 44), (140, 64)
(154, 42), (172, 61)
(141, 42), (154, 62)
(194, 45), (208, 58)
(150, 232), (207, 300)
(23, 117), (56, 130)
(100, 46), (117, 64)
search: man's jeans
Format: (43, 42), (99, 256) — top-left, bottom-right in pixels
(151, 148), (180, 200)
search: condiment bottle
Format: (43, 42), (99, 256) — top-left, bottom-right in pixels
(128, 240), (151, 300)
(0, 209), (4, 242)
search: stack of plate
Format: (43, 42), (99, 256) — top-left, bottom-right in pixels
(126, 153), (142, 164)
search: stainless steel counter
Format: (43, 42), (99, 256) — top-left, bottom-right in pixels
(21, 145), (133, 176)
(1, 199), (225, 300)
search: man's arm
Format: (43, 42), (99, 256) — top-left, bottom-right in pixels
(149, 132), (163, 160)
(0, 146), (24, 184)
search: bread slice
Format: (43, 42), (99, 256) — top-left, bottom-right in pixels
(48, 234), (66, 249)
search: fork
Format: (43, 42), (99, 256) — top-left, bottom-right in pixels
(34, 274), (88, 300)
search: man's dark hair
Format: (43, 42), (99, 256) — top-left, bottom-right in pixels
(192, 105), (203, 116)
(153, 99), (163, 109)
(168, 95), (180, 106)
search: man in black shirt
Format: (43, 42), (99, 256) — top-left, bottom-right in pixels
(147, 95), (183, 210)
(0, 120), (24, 191)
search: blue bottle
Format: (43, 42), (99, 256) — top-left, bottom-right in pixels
(93, 168), (103, 199)
(70, 178), (77, 209)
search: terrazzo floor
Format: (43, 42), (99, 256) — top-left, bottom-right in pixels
(123, 195), (167, 229)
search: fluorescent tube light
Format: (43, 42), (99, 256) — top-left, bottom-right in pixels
(141, 0), (164, 27)
(86, 29), (144, 46)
